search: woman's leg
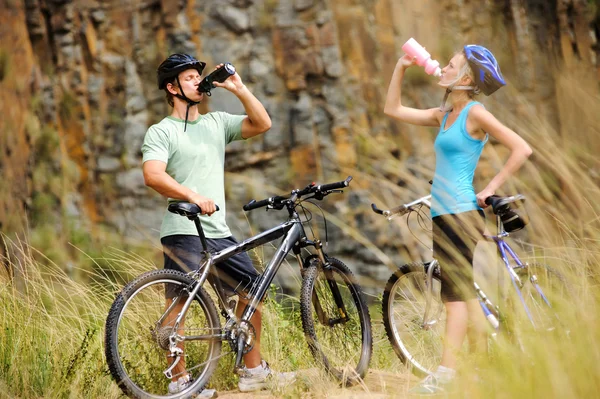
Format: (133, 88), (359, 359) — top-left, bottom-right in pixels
(466, 298), (488, 354)
(440, 301), (468, 369)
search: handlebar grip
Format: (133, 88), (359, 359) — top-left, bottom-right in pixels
(371, 203), (384, 215)
(243, 195), (288, 211)
(243, 198), (270, 211)
(317, 176), (353, 192)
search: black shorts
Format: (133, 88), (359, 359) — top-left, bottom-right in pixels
(161, 235), (260, 298)
(432, 210), (485, 302)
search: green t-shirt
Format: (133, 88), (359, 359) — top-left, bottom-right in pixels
(141, 112), (246, 238)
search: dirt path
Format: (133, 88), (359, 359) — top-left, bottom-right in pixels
(216, 369), (415, 398)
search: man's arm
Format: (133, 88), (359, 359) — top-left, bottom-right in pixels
(143, 160), (217, 215)
(236, 85), (272, 138)
(212, 66), (271, 139)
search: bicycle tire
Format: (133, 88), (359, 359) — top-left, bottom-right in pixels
(382, 262), (444, 377)
(300, 257), (372, 385)
(514, 262), (572, 334)
(105, 269), (222, 399)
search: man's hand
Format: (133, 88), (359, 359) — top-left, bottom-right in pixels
(211, 63), (245, 94)
(187, 192), (217, 215)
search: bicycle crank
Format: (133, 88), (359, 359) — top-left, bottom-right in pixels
(227, 321), (256, 355)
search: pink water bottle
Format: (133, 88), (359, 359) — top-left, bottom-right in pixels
(401, 38), (442, 77)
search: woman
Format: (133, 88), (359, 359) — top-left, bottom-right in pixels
(384, 45), (532, 393)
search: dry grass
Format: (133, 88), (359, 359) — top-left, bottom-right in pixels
(1, 64), (599, 398)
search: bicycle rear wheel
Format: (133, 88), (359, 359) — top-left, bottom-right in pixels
(382, 262), (444, 377)
(515, 262), (571, 334)
(105, 269), (222, 399)
(300, 257), (372, 385)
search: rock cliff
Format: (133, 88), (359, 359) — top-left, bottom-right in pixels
(1, 0), (598, 287)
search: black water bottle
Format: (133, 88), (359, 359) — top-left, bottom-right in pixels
(197, 63), (236, 95)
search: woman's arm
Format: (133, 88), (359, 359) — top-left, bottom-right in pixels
(384, 55), (441, 127)
(470, 106), (533, 207)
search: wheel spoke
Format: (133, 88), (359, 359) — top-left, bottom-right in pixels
(105, 270), (222, 398)
(301, 258), (372, 385)
(383, 264), (445, 376)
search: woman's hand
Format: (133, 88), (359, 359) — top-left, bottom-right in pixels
(398, 54), (417, 69)
(476, 187), (496, 208)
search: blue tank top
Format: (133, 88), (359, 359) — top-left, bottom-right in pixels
(431, 101), (488, 217)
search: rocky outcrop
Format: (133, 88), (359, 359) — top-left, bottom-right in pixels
(1, 0), (598, 290)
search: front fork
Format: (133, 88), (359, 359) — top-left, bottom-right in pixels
(295, 240), (349, 326)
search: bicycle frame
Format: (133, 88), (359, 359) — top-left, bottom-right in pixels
(165, 192), (350, 375)
(482, 216), (540, 328)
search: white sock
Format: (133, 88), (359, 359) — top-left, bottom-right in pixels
(434, 365), (456, 383)
(246, 361), (265, 374)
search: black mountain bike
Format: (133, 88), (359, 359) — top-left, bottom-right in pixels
(105, 177), (372, 399)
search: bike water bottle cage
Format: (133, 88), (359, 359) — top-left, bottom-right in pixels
(463, 45), (506, 96)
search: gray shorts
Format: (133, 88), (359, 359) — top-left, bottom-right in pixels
(161, 235), (260, 298)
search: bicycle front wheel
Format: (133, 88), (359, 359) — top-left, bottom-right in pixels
(382, 262), (444, 377)
(300, 257), (372, 385)
(105, 269), (222, 399)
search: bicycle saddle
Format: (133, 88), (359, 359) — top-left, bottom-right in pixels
(168, 202), (201, 219)
(485, 194), (524, 213)
(485, 195), (527, 232)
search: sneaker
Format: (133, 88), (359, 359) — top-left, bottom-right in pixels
(408, 374), (451, 395)
(238, 360), (296, 392)
(168, 375), (218, 398)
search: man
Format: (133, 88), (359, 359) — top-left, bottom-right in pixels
(142, 53), (293, 396)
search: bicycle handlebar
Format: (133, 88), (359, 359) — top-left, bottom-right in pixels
(371, 203), (408, 217)
(316, 176), (352, 192)
(242, 195), (287, 211)
(243, 176), (353, 212)
(373, 193), (525, 220)
(371, 195), (431, 219)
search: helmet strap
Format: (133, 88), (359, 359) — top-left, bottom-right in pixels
(439, 84), (476, 112)
(439, 88), (452, 112)
(173, 76), (200, 132)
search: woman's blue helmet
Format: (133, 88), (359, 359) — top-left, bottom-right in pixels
(463, 45), (506, 95)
